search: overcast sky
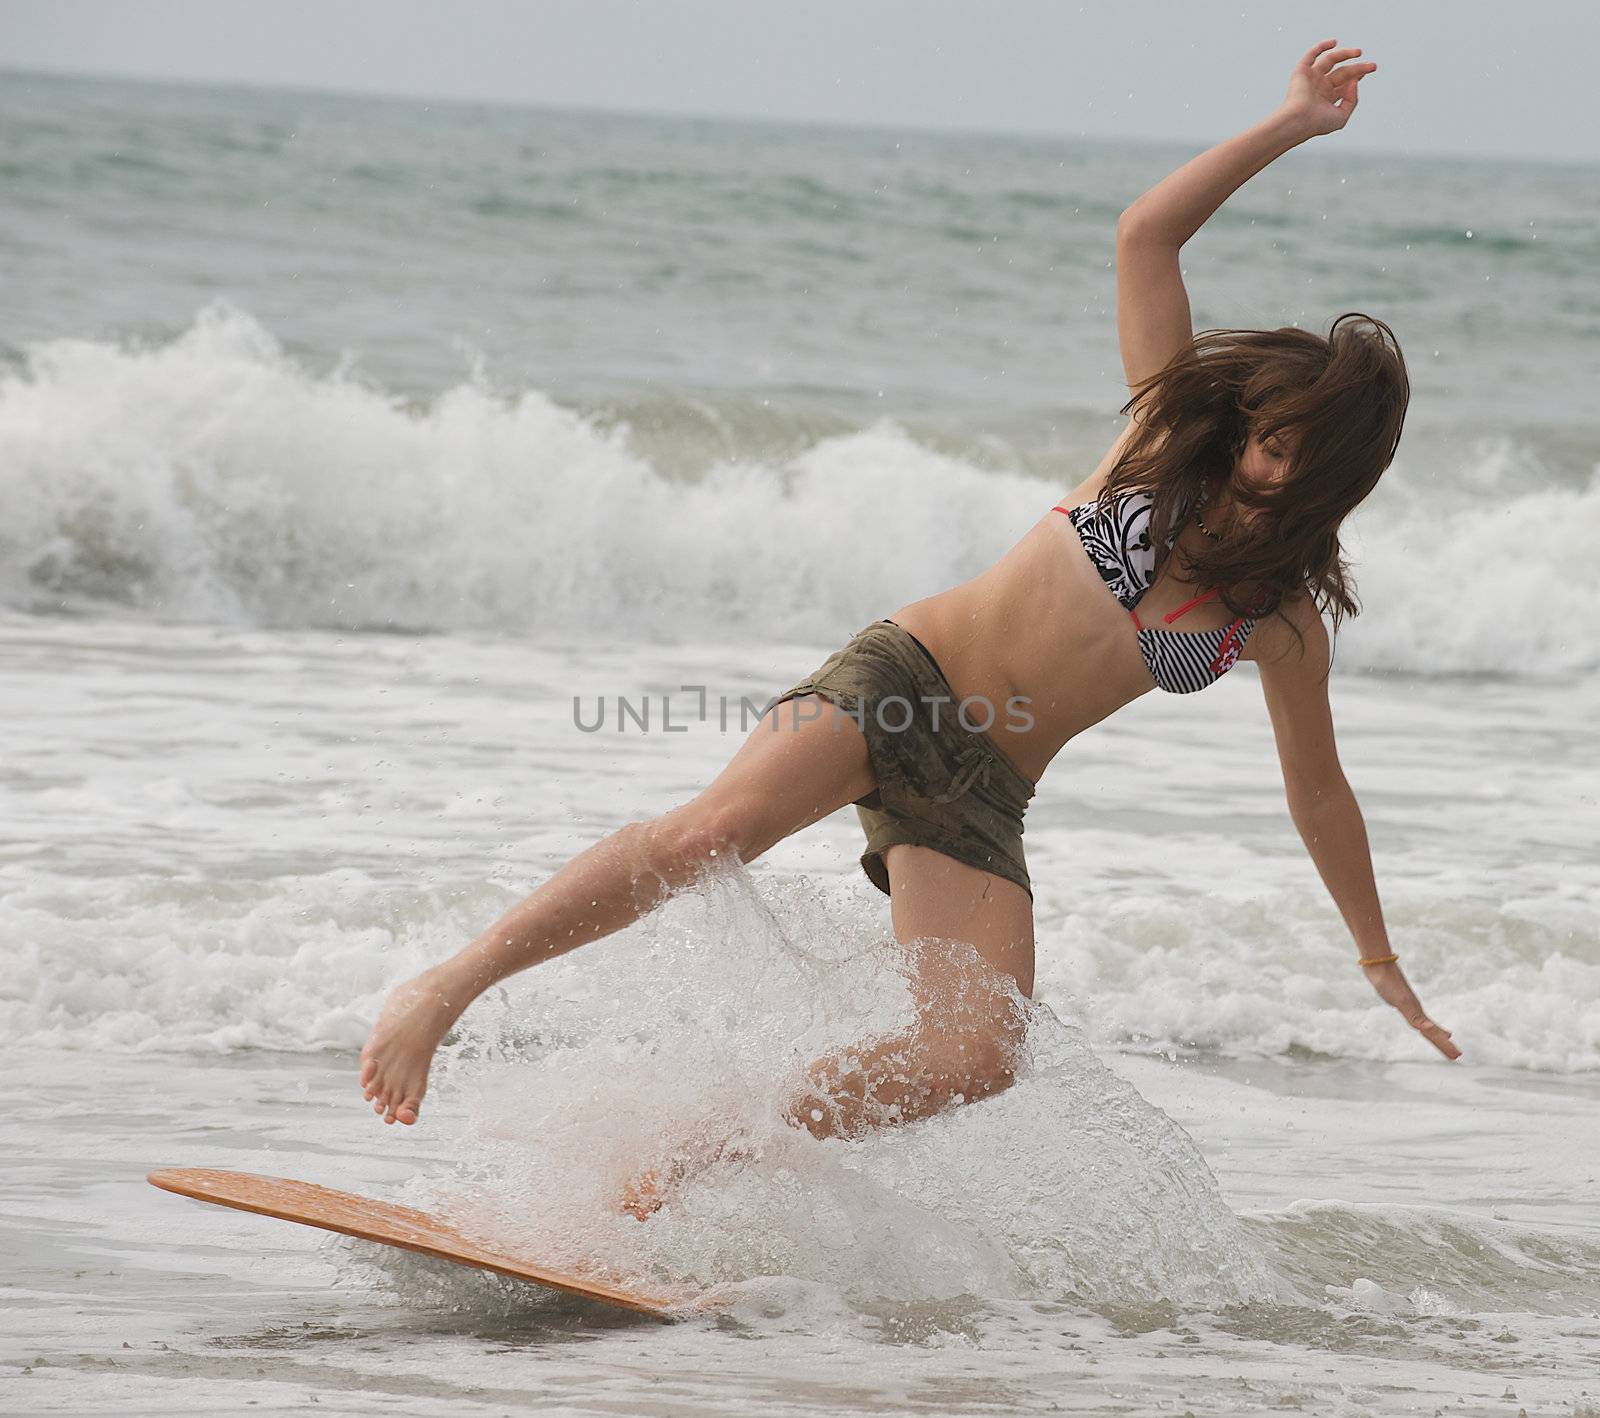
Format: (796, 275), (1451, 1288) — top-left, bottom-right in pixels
(1, 0), (1595, 165)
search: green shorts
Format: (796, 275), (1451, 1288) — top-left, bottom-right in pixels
(767, 619), (1037, 899)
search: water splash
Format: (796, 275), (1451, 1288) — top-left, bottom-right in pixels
(388, 863), (1291, 1312)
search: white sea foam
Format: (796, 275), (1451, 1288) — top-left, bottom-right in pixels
(1036, 876), (1600, 1073)
(3, 305), (1596, 676)
(4, 849), (1596, 1074)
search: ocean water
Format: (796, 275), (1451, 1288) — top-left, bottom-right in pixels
(2, 68), (1598, 1417)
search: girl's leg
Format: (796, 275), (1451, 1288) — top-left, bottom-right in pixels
(361, 695), (875, 1123)
(620, 846), (1034, 1217)
(785, 843), (1036, 1141)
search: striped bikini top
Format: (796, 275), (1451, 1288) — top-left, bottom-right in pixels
(1052, 490), (1258, 694)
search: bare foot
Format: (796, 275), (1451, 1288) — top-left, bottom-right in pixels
(617, 1165), (671, 1221)
(615, 1128), (755, 1220)
(358, 966), (472, 1125)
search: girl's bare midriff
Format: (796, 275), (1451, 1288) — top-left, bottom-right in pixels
(888, 508), (1247, 784)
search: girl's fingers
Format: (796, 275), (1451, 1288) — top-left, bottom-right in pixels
(1299, 38), (1339, 68)
(1314, 46), (1364, 73)
(1415, 1017), (1462, 1061)
(1328, 62), (1377, 86)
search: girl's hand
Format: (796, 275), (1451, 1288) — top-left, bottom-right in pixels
(1362, 958), (1462, 1061)
(1280, 38), (1377, 137)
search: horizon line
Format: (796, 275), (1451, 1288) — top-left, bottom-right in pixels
(3, 61), (1597, 174)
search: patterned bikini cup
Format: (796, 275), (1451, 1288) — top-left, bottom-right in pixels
(1055, 490), (1258, 695)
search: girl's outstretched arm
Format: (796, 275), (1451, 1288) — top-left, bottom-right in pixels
(1120, 38), (1376, 247)
(1257, 598), (1461, 1062)
(1115, 38), (1376, 396)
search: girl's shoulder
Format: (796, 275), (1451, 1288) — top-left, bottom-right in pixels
(1242, 586), (1327, 668)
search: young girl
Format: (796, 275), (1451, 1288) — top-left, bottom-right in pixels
(360, 39), (1459, 1210)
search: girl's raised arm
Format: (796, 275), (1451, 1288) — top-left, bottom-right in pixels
(1115, 39), (1376, 392)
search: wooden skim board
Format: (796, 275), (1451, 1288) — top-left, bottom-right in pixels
(147, 1167), (706, 1319)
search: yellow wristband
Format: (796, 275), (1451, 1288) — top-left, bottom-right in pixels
(1358, 953), (1398, 966)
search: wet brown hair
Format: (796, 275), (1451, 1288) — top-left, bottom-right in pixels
(1099, 311), (1410, 647)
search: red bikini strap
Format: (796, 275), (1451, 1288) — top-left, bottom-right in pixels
(1129, 607), (1143, 631)
(1051, 503), (1071, 516)
(1163, 587), (1221, 624)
